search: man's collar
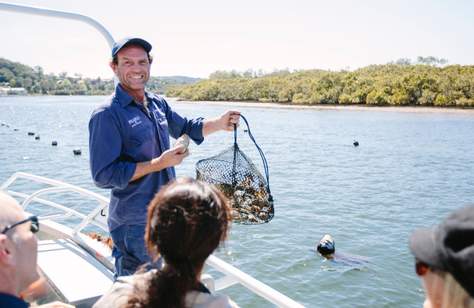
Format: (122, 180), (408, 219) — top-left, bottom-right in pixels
(0, 292), (28, 307)
(115, 84), (152, 107)
(145, 91), (154, 102)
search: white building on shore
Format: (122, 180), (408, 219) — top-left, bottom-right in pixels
(0, 86), (28, 95)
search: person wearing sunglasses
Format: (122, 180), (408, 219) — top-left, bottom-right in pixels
(0, 192), (72, 308)
(0, 192), (40, 308)
(409, 205), (474, 308)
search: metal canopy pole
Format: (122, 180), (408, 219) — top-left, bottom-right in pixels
(0, 2), (117, 85)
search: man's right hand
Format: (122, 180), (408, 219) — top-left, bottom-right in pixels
(153, 146), (189, 170)
(130, 146), (189, 182)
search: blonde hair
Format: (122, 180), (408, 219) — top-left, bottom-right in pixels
(441, 273), (474, 308)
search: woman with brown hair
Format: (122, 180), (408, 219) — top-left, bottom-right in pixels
(94, 178), (238, 308)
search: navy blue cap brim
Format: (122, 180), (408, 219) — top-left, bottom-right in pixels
(112, 37), (152, 57)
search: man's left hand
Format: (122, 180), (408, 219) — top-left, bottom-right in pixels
(219, 111), (240, 131)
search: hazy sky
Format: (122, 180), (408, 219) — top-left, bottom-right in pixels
(1, 0), (473, 78)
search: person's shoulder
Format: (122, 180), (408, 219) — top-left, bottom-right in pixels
(90, 94), (122, 120)
(334, 253), (370, 266)
(116, 271), (153, 288)
(147, 92), (169, 107)
(210, 294), (239, 308)
(186, 291), (239, 308)
(91, 94), (114, 115)
(92, 273), (148, 308)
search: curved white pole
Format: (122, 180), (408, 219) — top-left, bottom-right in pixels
(0, 2), (114, 48)
(0, 2), (118, 85)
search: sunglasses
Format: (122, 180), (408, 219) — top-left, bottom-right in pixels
(1, 216), (39, 235)
(415, 259), (430, 276)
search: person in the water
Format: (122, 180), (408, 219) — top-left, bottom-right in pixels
(316, 234), (369, 267)
(317, 234), (336, 259)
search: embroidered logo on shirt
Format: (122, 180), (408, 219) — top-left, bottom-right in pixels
(128, 116), (142, 128)
(152, 110), (167, 125)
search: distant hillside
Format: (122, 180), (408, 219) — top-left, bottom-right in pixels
(148, 76), (201, 94)
(159, 76), (201, 84)
(0, 58), (200, 95)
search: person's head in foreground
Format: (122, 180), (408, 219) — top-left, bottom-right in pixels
(317, 234), (335, 258)
(0, 192), (40, 299)
(128, 178), (232, 308)
(410, 205), (474, 308)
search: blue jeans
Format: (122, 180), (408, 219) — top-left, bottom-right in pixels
(110, 224), (162, 278)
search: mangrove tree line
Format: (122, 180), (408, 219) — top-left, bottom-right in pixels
(167, 62), (474, 107)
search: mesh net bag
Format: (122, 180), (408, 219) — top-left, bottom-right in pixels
(196, 115), (274, 224)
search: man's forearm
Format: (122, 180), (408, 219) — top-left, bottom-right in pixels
(130, 158), (165, 182)
(202, 117), (222, 137)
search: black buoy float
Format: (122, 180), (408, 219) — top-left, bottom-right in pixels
(52, 141), (58, 146)
(353, 140), (359, 147)
(28, 132), (35, 136)
(35, 135), (40, 140)
(73, 149), (82, 155)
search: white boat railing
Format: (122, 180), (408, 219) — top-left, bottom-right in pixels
(1, 172), (304, 307)
(1, 172), (109, 233)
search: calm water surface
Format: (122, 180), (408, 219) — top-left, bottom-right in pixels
(1, 96), (474, 307)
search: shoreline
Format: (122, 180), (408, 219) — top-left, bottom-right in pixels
(168, 98), (474, 114)
(2, 94), (474, 114)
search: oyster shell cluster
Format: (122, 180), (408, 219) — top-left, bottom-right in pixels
(214, 174), (273, 224)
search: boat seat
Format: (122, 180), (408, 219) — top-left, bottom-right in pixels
(37, 239), (114, 307)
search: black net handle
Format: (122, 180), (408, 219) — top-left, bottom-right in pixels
(232, 124), (238, 187)
(233, 115), (272, 195)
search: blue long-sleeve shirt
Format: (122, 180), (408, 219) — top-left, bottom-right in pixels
(0, 293), (29, 308)
(89, 84), (204, 231)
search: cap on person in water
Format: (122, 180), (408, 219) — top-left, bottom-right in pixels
(317, 234), (335, 256)
(111, 37), (152, 57)
(409, 205), (474, 297)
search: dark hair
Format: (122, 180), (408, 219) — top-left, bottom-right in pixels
(127, 178), (231, 308)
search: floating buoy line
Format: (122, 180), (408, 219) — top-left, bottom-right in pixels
(1, 121), (81, 156)
(3, 120), (358, 156)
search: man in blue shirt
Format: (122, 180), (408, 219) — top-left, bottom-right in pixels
(89, 37), (240, 277)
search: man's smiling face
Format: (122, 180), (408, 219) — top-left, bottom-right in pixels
(111, 45), (151, 99)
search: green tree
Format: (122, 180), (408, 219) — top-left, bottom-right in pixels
(0, 68), (15, 83)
